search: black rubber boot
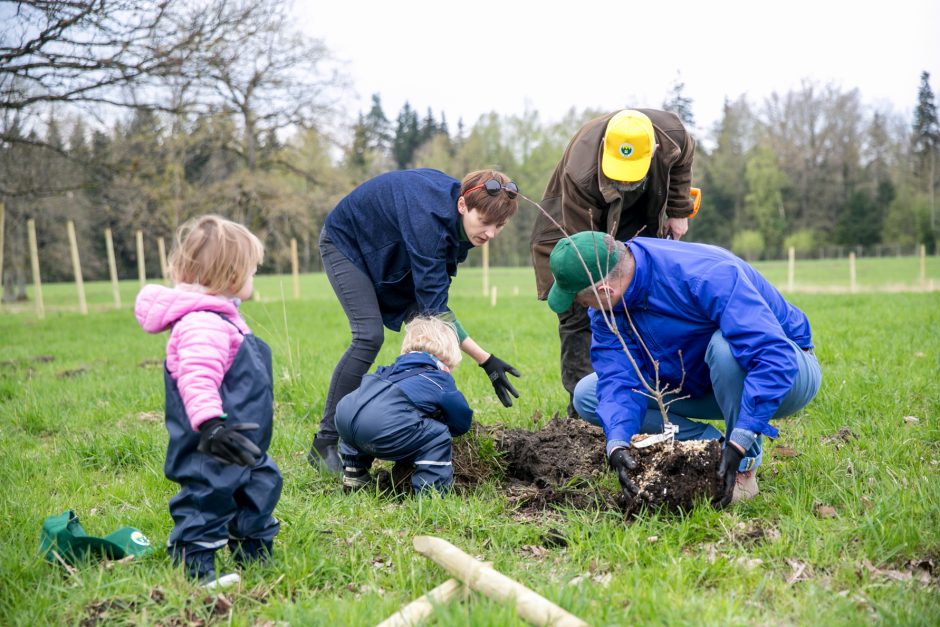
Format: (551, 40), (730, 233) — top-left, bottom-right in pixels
(308, 435), (343, 474)
(229, 538), (273, 566)
(391, 460), (415, 495)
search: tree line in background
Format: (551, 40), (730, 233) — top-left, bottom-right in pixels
(1, 0), (938, 299)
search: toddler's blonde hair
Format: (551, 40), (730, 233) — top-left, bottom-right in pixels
(168, 214), (264, 295)
(401, 316), (461, 370)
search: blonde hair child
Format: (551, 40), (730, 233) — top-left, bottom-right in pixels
(135, 214), (281, 587)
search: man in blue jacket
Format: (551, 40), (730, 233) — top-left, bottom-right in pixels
(547, 232), (821, 507)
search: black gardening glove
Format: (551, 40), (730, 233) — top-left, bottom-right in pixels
(608, 448), (640, 507)
(480, 354), (521, 407)
(714, 443), (745, 509)
(197, 417), (262, 466)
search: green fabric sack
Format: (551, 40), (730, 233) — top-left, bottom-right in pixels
(40, 510), (154, 564)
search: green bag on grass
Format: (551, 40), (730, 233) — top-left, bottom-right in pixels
(40, 510), (154, 564)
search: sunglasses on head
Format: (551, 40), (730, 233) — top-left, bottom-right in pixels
(463, 178), (519, 199)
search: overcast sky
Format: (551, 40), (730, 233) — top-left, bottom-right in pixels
(294, 0), (940, 139)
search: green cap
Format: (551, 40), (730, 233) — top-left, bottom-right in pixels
(40, 510), (155, 564)
(547, 232), (623, 313)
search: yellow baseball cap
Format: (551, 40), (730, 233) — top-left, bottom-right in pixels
(601, 110), (655, 182)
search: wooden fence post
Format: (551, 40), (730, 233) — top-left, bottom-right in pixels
(105, 228), (121, 309)
(919, 244), (926, 289)
(136, 230), (146, 287)
(482, 241), (490, 296)
(787, 246), (795, 292)
(0, 202), (5, 291)
(67, 220), (88, 314)
(27, 218), (44, 319)
(849, 252), (857, 293)
(290, 238), (300, 299)
(157, 237), (169, 283)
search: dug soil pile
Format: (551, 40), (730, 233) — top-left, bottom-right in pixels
(453, 417), (723, 517)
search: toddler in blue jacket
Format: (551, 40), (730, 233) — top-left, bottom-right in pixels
(335, 316), (473, 493)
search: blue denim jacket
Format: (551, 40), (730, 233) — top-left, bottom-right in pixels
(590, 238), (813, 447)
(323, 169), (473, 331)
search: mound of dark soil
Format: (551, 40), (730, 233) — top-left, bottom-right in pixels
(627, 437), (723, 516)
(452, 417), (723, 518)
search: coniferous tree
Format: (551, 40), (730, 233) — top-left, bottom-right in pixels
(662, 73), (695, 128)
(392, 102), (420, 169)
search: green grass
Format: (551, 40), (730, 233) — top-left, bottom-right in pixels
(1, 269), (938, 625)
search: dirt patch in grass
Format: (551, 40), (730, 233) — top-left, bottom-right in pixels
(452, 417), (723, 517)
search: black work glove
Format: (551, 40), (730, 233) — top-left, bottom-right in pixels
(608, 448), (640, 507)
(197, 417), (263, 466)
(480, 354), (521, 407)
(714, 443), (745, 509)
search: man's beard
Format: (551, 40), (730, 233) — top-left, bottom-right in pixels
(612, 178), (648, 193)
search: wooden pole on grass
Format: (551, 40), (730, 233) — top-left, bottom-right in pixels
(787, 246), (795, 292)
(376, 578), (465, 627)
(157, 237), (169, 283)
(136, 230), (146, 287)
(413, 535), (587, 627)
(290, 238), (300, 299)
(105, 228), (121, 309)
(66, 220), (87, 315)
(849, 251), (857, 293)
(482, 241), (490, 296)
(27, 219), (44, 319)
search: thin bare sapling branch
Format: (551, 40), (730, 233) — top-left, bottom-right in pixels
(519, 192), (688, 436)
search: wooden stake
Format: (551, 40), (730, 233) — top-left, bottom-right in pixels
(482, 241), (490, 296)
(66, 220), (87, 314)
(27, 218), (44, 319)
(376, 578), (465, 627)
(0, 202), (5, 292)
(490, 285), (497, 307)
(849, 252), (857, 293)
(919, 244), (926, 289)
(105, 228), (121, 309)
(290, 238), (300, 299)
(413, 536), (587, 627)
(136, 230), (146, 287)
(787, 246), (795, 292)
(157, 237), (169, 283)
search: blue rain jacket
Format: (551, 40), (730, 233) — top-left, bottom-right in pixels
(590, 238), (813, 445)
(323, 169), (473, 331)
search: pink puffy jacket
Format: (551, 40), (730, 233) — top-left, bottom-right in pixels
(135, 284), (251, 431)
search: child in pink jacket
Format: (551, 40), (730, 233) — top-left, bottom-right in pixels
(135, 215), (281, 587)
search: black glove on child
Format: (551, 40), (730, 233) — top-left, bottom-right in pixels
(198, 417), (263, 466)
(714, 443), (745, 509)
(480, 354), (521, 407)
(608, 448), (641, 507)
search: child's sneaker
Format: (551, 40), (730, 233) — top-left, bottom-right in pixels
(229, 537), (273, 566)
(343, 466), (372, 490)
(183, 549), (240, 589)
(732, 470), (759, 503)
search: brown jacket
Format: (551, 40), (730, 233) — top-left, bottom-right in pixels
(530, 109), (695, 299)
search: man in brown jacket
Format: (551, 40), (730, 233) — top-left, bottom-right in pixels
(530, 109), (696, 416)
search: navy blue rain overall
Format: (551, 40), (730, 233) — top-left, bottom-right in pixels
(163, 315), (282, 558)
(337, 362), (466, 493)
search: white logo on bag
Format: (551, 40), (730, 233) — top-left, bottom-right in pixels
(131, 531), (150, 546)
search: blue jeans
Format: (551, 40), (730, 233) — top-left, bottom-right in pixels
(573, 330), (822, 472)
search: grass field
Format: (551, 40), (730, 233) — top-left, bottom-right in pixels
(1, 266), (938, 625)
